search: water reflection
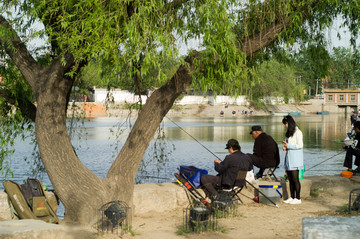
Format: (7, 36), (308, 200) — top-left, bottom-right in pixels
(0, 113), (350, 218)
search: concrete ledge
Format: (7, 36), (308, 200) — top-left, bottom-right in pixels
(0, 219), (97, 239)
(302, 217), (360, 238)
(132, 182), (188, 216)
(0, 183), (189, 238)
(0, 191), (11, 221)
(0, 179), (314, 220)
(0, 182), (189, 221)
(0, 220), (67, 239)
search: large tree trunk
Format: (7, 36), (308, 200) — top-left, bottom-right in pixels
(33, 59), (109, 224)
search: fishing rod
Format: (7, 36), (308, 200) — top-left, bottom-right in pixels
(166, 116), (220, 159)
(167, 116), (279, 207)
(305, 151), (345, 172)
(138, 175), (176, 181)
(306, 170), (343, 172)
(245, 180), (279, 208)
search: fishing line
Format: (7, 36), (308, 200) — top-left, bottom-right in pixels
(166, 116), (220, 159)
(138, 175), (175, 181)
(305, 151), (345, 172)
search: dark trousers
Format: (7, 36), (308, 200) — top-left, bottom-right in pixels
(287, 170), (301, 199)
(249, 154), (277, 176)
(200, 175), (220, 198)
(343, 149), (360, 169)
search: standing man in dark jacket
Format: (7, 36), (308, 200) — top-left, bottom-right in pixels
(248, 126), (280, 179)
(201, 139), (252, 198)
(343, 121), (360, 172)
(351, 111), (357, 126)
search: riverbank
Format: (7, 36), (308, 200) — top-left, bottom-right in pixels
(1, 175), (360, 238)
(73, 98), (330, 118)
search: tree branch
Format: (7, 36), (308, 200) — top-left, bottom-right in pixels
(0, 15), (40, 82)
(0, 88), (37, 122)
(163, 0), (192, 14)
(239, 1), (318, 56)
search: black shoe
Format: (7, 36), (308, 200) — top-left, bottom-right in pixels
(353, 167), (359, 175)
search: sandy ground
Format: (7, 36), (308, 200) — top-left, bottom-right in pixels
(81, 175), (360, 239)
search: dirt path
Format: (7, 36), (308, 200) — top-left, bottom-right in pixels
(110, 175), (360, 239)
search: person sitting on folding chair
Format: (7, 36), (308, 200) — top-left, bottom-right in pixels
(200, 139), (252, 199)
(248, 125), (280, 179)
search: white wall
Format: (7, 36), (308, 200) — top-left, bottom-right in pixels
(94, 87), (290, 106)
(94, 87), (147, 104)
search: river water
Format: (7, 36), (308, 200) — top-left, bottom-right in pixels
(0, 113), (351, 217)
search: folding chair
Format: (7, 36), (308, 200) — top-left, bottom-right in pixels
(264, 167), (278, 181)
(219, 170), (247, 204)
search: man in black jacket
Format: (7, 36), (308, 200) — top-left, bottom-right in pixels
(248, 126), (280, 179)
(200, 139), (252, 198)
(343, 121), (360, 173)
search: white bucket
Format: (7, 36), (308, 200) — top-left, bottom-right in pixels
(259, 185), (283, 205)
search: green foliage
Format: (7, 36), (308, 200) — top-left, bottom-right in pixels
(290, 44), (331, 94)
(254, 59), (305, 102)
(0, 58), (39, 178)
(123, 102), (143, 110)
(4, 0), (360, 100)
(328, 47), (360, 88)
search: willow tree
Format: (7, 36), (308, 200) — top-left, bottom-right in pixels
(1, 0), (359, 225)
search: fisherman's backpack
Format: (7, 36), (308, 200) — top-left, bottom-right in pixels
(3, 178), (59, 224)
(179, 165), (208, 188)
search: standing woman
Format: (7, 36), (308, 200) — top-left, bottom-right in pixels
(282, 115), (304, 205)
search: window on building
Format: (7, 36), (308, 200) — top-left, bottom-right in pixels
(328, 95), (333, 101)
(351, 95), (355, 101)
(339, 95), (344, 101)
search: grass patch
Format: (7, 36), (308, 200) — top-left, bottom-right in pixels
(213, 204), (241, 219)
(338, 204), (350, 215)
(310, 188), (321, 198)
(218, 225), (229, 233)
(176, 225), (193, 235)
(176, 224), (229, 235)
(128, 226), (139, 236)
